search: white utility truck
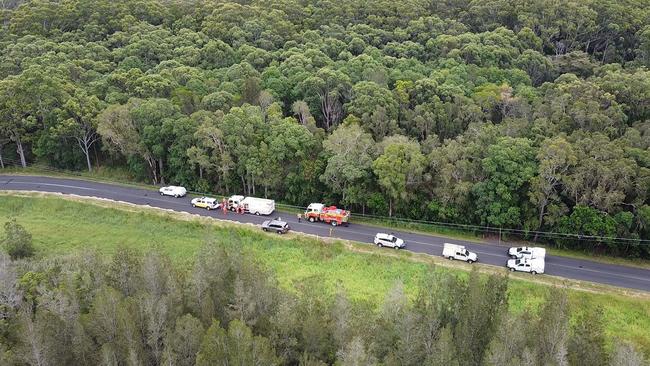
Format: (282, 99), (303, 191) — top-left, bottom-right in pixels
(442, 243), (478, 263)
(508, 246), (546, 260)
(507, 258), (545, 274)
(227, 195), (275, 215)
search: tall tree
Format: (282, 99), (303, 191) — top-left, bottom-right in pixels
(473, 136), (537, 227)
(372, 135), (425, 217)
(321, 120), (376, 206)
(54, 88), (102, 172)
(529, 136), (577, 237)
(196, 319), (279, 366)
(299, 68), (351, 131)
(568, 306), (608, 366)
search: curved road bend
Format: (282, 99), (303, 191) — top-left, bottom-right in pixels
(1, 175), (649, 292)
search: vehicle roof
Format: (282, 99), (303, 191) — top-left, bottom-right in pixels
(265, 219), (287, 226)
(307, 203), (325, 209)
(197, 197), (217, 201)
(517, 257), (544, 264)
(443, 243), (464, 248)
(230, 195), (245, 200)
(242, 196), (274, 203)
(375, 233), (394, 238)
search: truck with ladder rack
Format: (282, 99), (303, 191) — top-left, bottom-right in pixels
(304, 203), (350, 226)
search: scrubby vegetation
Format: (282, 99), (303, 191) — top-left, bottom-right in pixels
(0, 194), (648, 365)
(0, 0), (649, 257)
(1, 219), (34, 260)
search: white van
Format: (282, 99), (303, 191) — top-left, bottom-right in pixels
(241, 197), (275, 215)
(508, 246), (546, 259)
(159, 185), (187, 197)
(507, 258), (545, 274)
(228, 195), (275, 215)
(442, 243), (478, 263)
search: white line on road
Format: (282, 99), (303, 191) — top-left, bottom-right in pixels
(547, 262), (650, 283)
(7, 181), (99, 191)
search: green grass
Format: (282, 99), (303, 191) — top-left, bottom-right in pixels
(0, 193), (649, 357)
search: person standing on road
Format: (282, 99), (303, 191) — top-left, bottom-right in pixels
(329, 227), (333, 237)
(222, 198), (227, 215)
(297, 213), (302, 223)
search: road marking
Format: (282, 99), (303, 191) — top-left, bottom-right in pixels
(547, 262), (650, 283)
(7, 181), (99, 191)
(6, 181), (179, 204)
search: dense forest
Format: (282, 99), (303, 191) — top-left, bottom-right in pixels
(0, 0), (649, 256)
(0, 236), (646, 366)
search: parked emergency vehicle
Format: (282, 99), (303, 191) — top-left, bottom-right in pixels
(227, 195), (275, 215)
(304, 203), (350, 226)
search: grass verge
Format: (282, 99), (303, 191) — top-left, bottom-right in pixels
(0, 192), (648, 356)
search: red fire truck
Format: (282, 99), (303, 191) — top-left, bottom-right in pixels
(304, 203), (350, 226)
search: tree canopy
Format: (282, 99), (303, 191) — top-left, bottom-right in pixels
(0, 0), (649, 256)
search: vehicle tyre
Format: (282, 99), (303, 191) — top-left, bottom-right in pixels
(309, 217), (315, 223)
(277, 230), (282, 234)
(263, 228), (268, 232)
(377, 243), (382, 247)
(510, 268), (515, 272)
(206, 206), (210, 211)
(331, 221), (337, 226)
(192, 204), (196, 208)
(448, 256), (453, 260)
(467, 260), (474, 264)
(531, 271), (537, 275)
(160, 192), (164, 196)
(394, 246), (399, 250)
(230, 207), (235, 212)
(174, 194), (179, 198)
(255, 212), (260, 216)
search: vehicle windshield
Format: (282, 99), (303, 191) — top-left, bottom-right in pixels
(391, 237), (397, 242)
(464, 249), (469, 256)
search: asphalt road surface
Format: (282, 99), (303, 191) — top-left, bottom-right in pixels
(1, 174), (649, 292)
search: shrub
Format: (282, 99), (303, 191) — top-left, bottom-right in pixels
(2, 218), (35, 260)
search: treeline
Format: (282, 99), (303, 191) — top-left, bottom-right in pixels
(0, 0), (649, 256)
(0, 239), (645, 366)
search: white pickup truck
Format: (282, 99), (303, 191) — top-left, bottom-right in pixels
(508, 246), (546, 260)
(442, 243), (478, 263)
(507, 258), (545, 274)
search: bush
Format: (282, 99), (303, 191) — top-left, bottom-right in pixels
(2, 218), (35, 260)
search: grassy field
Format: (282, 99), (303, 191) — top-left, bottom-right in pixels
(0, 193), (649, 356)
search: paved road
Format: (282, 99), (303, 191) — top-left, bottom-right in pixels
(1, 174), (649, 292)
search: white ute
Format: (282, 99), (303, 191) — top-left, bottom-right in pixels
(507, 258), (545, 274)
(373, 233), (405, 249)
(508, 246), (546, 260)
(159, 185), (187, 197)
(442, 243), (478, 263)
